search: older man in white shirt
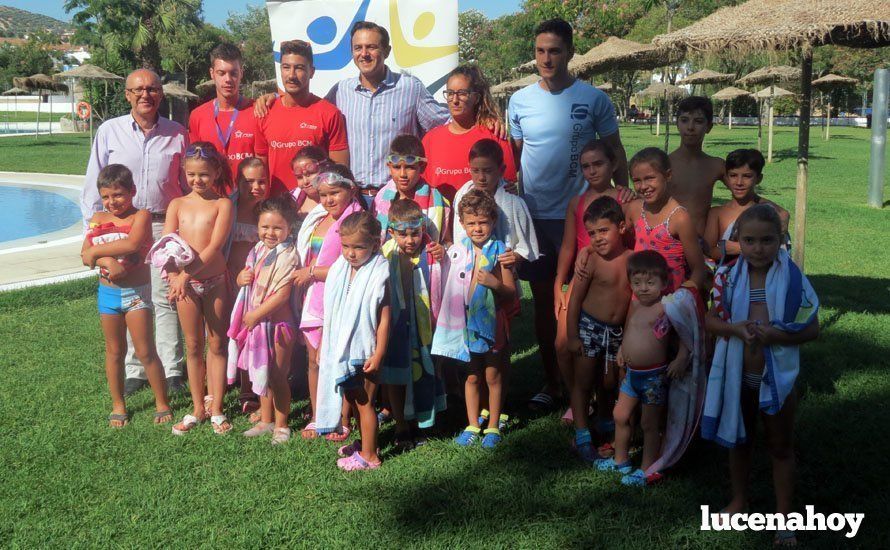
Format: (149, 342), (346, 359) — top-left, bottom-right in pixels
(81, 69), (188, 394)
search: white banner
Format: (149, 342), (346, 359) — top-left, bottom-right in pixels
(265, 0), (458, 98)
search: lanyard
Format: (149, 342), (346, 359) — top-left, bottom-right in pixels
(213, 97), (241, 151)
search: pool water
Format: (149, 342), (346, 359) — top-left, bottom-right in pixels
(0, 186), (81, 243)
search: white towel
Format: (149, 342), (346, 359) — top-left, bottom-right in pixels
(452, 180), (540, 262)
(702, 249), (819, 447)
(315, 253), (390, 434)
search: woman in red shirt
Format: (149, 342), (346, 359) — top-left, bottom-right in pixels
(422, 65), (517, 202)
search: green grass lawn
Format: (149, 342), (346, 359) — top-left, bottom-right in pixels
(1, 124), (888, 547)
(0, 110), (67, 124)
(0, 132), (90, 174)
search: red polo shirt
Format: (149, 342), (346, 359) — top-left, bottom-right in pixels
(188, 97), (258, 194)
(255, 94), (348, 193)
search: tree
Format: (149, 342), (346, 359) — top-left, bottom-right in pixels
(459, 10), (490, 63)
(161, 23), (230, 89)
(226, 5), (275, 84)
(64, 0), (203, 71)
(0, 39), (54, 89)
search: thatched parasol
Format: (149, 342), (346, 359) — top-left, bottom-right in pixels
(162, 82), (197, 100)
(491, 74), (540, 97)
(812, 73), (859, 140)
(195, 79), (216, 97)
(652, 0), (890, 268)
(638, 82), (688, 149)
(596, 82), (620, 92)
(54, 64), (124, 141)
(738, 66), (803, 160)
(2, 87), (30, 131)
(12, 73), (68, 136)
(753, 86), (794, 99)
(250, 79), (279, 97)
(712, 86), (752, 129)
(678, 68), (735, 86)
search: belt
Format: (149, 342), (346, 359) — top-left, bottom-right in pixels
(358, 187), (379, 197)
(151, 212), (166, 222)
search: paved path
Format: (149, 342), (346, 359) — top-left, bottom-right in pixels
(0, 171), (93, 289)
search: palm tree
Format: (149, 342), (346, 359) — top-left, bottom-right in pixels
(65, 0), (201, 72)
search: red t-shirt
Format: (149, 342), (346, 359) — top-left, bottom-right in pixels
(422, 124), (517, 202)
(188, 98), (258, 194)
(255, 95), (348, 193)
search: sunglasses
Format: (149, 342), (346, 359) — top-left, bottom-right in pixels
(386, 154), (427, 166)
(185, 144), (217, 159)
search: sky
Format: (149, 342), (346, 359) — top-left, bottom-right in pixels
(1, 1), (521, 28)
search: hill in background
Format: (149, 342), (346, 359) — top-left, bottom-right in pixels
(0, 5), (71, 38)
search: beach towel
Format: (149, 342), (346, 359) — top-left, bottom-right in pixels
(316, 254), (390, 434)
(226, 238), (300, 396)
(146, 233), (195, 279)
(295, 200), (364, 334)
(431, 237), (505, 362)
(645, 285), (707, 475)
(452, 180), (540, 262)
(86, 221), (146, 277)
(702, 249), (819, 447)
(381, 239), (446, 427)
(373, 179), (449, 243)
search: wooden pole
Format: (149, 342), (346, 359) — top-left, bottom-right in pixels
(820, 91), (826, 139)
(767, 84), (775, 163)
(793, 49), (813, 268)
(826, 101), (831, 140)
(757, 99), (763, 150)
(664, 93), (671, 152)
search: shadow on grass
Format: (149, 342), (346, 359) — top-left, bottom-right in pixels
(808, 275), (890, 316)
(770, 148), (835, 161)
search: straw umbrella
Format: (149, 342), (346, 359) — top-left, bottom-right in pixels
(163, 82), (198, 123)
(568, 37), (683, 78)
(13, 74), (67, 136)
(738, 66), (801, 162)
(812, 73), (859, 140)
(638, 82), (688, 149)
(1, 87), (29, 132)
(652, 0), (890, 268)
(711, 86), (751, 129)
(677, 68), (735, 95)
(54, 64), (124, 142)
(491, 74), (541, 98)
(249, 79), (279, 98)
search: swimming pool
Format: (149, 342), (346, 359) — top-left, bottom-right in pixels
(0, 185), (82, 244)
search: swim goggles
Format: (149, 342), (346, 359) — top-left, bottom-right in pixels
(185, 143), (217, 159)
(386, 154), (427, 166)
(311, 171), (356, 189)
(390, 218), (426, 231)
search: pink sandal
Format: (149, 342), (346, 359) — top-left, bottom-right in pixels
(336, 452), (380, 471)
(325, 425), (351, 442)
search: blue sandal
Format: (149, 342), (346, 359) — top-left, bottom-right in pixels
(454, 426), (481, 446)
(620, 468), (648, 486)
(595, 457), (634, 474)
(481, 428), (502, 449)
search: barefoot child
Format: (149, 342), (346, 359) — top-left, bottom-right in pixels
(704, 149), (789, 264)
(668, 96), (726, 240)
(317, 212), (392, 470)
(625, 147), (707, 293)
(704, 205), (819, 546)
(565, 197), (632, 462)
(294, 164), (364, 440)
(162, 142), (234, 435)
(373, 134), (449, 253)
(226, 157), (269, 414)
(555, 139), (636, 426)
(596, 251), (691, 486)
(432, 189), (517, 449)
(82, 165), (172, 427)
(228, 194), (301, 444)
(291, 145), (329, 227)
(381, 199), (446, 450)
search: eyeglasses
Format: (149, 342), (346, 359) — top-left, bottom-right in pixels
(442, 89), (476, 100)
(126, 86), (163, 96)
(386, 154), (427, 166)
(312, 171), (356, 189)
(185, 144), (216, 159)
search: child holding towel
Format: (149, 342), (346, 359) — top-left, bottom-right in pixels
(317, 212), (392, 471)
(704, 204), (819, 547)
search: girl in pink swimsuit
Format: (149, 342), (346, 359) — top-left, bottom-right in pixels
(625, 147), (707, 295)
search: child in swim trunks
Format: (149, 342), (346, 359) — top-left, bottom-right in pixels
(164, 142), (234, 435)
(596, 250), (690, 486)
(566, 196), (633, 463)
(82, 164), (172, 428)
(704, 149), (790, 265)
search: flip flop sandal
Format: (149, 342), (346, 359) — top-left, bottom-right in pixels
(301, 422), (318, 439)
(595, 457), (634, 474)
(108, 413), (129, 428)
(243, 422), (274, 437)
(528, 392), (557, 411)
(376, 409), (392, 424)
(338, 440), (362, 457)
(325, 425), (351, 442)
(211, 414), (232, 435)
(336, 452), (381, 471)
(153, 410), (173, 424)
(172, 414), (201, 435)
(271, 427), (292, 445)
(561, 407), (574, 424)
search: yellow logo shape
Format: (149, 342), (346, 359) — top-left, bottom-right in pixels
(389, 0), (458, 68)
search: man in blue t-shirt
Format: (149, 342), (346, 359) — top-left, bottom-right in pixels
(509, 18), (629, 411)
